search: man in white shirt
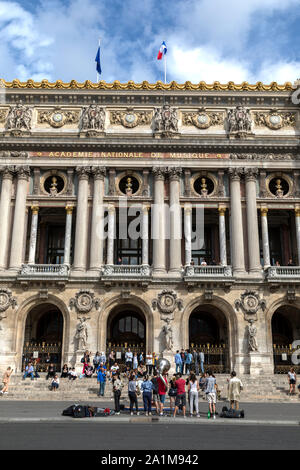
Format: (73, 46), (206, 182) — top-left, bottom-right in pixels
(227, 371), (243, 410)
(146, 351), (152, 375)
(125, 349), (133, 369)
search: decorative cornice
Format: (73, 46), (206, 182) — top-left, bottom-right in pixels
(0, 79), (294, 92)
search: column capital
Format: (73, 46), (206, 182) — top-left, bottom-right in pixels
(76, 166), (91, 180)
(31, 205), (39, 215)
(261, 207), (268, 216)
(295, 208), (300, 217)
(1, 166), (15, 180)
(142, 205), (150, 214)
(167, 167), (182, 181)
(65, 205), (74, 214)
(152, 166), (167, 180)
(15, 165), (30, 180)
(108, 205), (116, 214)
(228, 167), (244, 181)
(184, 204), (192, 215)
(244, 167), (259, 182)
(218, 206), (227, 216)
(91, 166), (106, 180)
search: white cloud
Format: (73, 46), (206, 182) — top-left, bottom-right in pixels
(0, 0), (299, 83)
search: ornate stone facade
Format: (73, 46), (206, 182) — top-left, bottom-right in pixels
(0, 78), (299, 376)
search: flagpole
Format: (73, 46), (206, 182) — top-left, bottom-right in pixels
(164, 54), (167, 84)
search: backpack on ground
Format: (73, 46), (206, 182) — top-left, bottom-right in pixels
(220, 406), (245, 419)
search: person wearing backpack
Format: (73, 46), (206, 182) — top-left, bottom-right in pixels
(151, 371), (160, 415)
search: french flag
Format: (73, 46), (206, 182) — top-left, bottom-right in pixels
(157, 41), (167, 60)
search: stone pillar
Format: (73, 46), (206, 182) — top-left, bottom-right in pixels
(169, 167), (182, 274)
(261, 208), (270, 268)
(152, 167), (167, 274)
(184, 204), (192, 266)
(64, 205), (73, 266)
(142, 205), (149, 265)
(218, 207), (227, 266)
(9, 166), (30, 271)
(89, 167), (106, 272)
(0, 167), (14, 270)
(295, 208), (300, 265)
(73, 167), (90, 272)
(228, 168), (245, 276)
(28, 205), (39, 264)
(245, 168), (262, 275)
(107, 205), (115, 265)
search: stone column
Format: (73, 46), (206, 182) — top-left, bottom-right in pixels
(142, 205), (149, 265)
(169, 167), (182, 274)
(64, 205), (73, 266)
(0, 167), (14, 270)
(295, 209), (300, 265)
(152, 167), (166, 274)
(9, 166), (30, 271)
(261, 208), (270, 268)
(184, 204), (192, 266)
(245, 168), (262, 275)
(107, 205), (115, 265)
(28, 205), (39, 264)
(218, 207), (227, 266)
(73, 167), (90, 272)
(228, 168), (245, 275)
(90, 167), (106, 272)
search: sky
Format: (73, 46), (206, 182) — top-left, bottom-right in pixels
(0, 0), (299, 84)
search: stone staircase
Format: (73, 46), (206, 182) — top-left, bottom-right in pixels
(0, 373), (299, 402)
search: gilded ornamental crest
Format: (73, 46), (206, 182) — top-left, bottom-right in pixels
(110, 107), (152, 128)
(69, 290), (100, 314)
(254, 109), (296, 130)
(152, 290), (183, 320)
(182, 109), (224, 129)
(38, 108), (80, 128)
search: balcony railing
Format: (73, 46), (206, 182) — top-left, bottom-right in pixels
(267, 266), (300, 282)
(19, 264), (70, 279)
(101, 264), (152, 279)
(184, 265), (233, 279)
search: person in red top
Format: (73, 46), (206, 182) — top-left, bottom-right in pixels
(173, 373), (186, 418)
(157, 373), (168, 416)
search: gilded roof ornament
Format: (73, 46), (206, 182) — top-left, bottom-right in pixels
(0, 79), (293, 91)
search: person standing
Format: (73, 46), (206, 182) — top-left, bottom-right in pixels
(188, 373), (200, 417)
(185, 350), (193, 376)
(168, 374), (177, 414)
(205, 369), (217, 419)
(141, 375), (153, 416)
(180, 349), (185, 375)
(199, 350), (205, 374)
(112, 373), (123, 415)
(288, 368), (297, 395)
(157, 372), (168, 416)
(0, 367), (13, 395)
(151, 371), (160, 415)
(128, 373), (139, 416)
(173, 373), (187, 418)
(125, 348), (133, 370)
(227, 371), (243, 411)
(146, 351), (152, 375)
(193, 350), (199, 376)
(108, 350), (115, 370)
(97, 366), (106, 397)
(93, 351), (101, 372)
(174, 350), (182, 374)
(133, 352), (138, 371)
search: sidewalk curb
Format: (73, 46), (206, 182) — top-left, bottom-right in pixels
(0, 417), (299, 426)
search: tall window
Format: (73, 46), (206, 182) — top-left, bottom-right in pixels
(46, 225), (65, 264)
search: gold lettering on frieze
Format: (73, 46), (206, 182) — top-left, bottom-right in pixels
(29, 151), (230, 159)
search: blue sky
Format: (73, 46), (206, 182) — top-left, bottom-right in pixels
(0, 0), (299, 83)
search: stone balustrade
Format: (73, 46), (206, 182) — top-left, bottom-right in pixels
(19, 264), (70, 279)
(267, 266), (300, 282)
(101, 264), (152, 278)
(184, 265), (233, 278)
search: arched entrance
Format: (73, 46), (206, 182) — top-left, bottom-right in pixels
(106, 305), (146, 368)
(22, 303), (64, 372)
(189, 305), (229, 373)
(272, 305), (300, 374)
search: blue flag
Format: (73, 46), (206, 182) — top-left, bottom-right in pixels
(95, 46), (101, 75)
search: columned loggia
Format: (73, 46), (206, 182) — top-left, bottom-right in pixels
(9, 166), (30, 271)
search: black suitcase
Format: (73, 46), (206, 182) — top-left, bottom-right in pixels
(220, 406), (244, 419)
(73, 405), (87, 418)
